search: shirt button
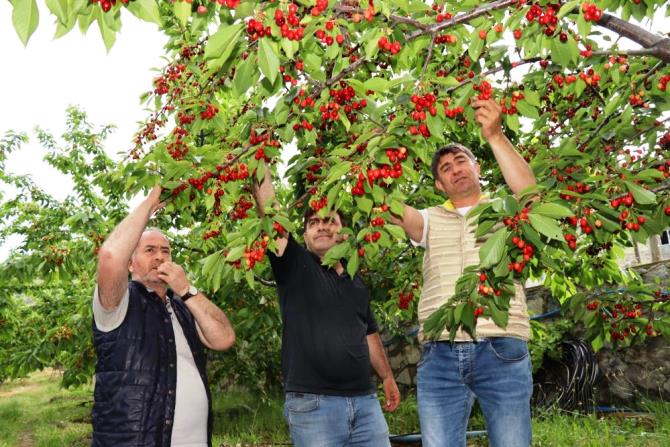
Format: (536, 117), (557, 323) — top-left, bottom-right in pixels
(164, 318), (169, 323)
(168, 389), (174, 395)
(170, 363), (175, 368)
(168, 338), (174, 343)
(165, 419), (172, 426)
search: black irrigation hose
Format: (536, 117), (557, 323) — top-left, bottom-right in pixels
(533, 338), (599, 413)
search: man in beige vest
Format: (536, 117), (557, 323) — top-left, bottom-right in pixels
(391, 98), (536, 446)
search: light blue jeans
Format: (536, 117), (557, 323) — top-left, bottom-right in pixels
(283, 392), (391, 447)
(417, 337), (533, 447)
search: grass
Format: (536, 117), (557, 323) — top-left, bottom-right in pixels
(1, 370), (669, 446)
(0, 370), (92, 447)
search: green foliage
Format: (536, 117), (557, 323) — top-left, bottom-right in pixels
(4, 0), (670, 386)
(0, 108), (285, 393)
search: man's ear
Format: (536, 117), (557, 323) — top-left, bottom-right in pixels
(435, 179), (446, 193)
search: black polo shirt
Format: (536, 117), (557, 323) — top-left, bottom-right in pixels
(268, 235), (379, 396)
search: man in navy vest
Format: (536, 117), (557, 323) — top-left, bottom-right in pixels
(92, 185), (235, 447)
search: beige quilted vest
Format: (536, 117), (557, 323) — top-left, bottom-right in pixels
(419, 205), (530, 341)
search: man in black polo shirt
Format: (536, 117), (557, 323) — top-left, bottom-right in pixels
(253, 168), (400, 446)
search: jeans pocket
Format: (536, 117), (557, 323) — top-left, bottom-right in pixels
(285, 393), (320, 413)
(487, 337), (529, 362)
(417, 342), (435, 369)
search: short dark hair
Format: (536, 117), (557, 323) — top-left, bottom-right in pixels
(303, 207), (349, 232)
(430, 143), (477, 179)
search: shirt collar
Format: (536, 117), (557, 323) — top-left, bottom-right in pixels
(442, 193), (489, 210)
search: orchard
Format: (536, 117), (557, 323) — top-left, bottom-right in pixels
(2, 0), (670, 391)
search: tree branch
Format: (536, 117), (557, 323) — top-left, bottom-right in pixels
(407, 0), (517, 42)
(597, 13), (670, 63)
(333, 5), (428, 29)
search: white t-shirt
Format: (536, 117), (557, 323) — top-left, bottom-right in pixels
(412, 206), (473, 248)
(93, 287), (208, 446)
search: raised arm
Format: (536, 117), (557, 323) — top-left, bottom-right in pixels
(388, 204), (424, 244)
(96, 186), (163, 310)
(473, 99), (536, 194)
(367, 332), (400, 412)
(251, 161), (288, 256)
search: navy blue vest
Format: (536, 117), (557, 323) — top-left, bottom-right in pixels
(91, 281), (212, 446)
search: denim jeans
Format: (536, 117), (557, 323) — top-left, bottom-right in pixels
(417, 337), (533, 447)
(283, 392), (391, 447)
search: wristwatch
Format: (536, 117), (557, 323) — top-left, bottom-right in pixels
(181, 285), (199, 301)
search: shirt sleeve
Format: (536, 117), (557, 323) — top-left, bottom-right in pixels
(267, 234), (303, 285)
(92, 286), (129, 332)
(365, 303), (379, 335)
(409, 208), (429, 249)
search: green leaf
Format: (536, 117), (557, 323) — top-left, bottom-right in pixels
(604, 94), (622, 116)
(303, 52), (322, 78)
(356, 196), (373, 214)
(347, 250), (360, 278)
(364, 77), (389, 93)
(475, 220), (497, 239)
(281, 38), (297, 59)
(204, 23), (244, 62)
(323, 241), (350, 265)
(78, 7), (96, 34)
(127, 0), (162, 26)
(557, 0), (579, 19)
(550, 37), (572, 67)
(364, 29), (383, 59)
(328, 161), (352, 182)
(524, 90), (540, 107)
(576, 13), (592, 39)
(258, 39), (280, 85)
(12, 0), (39, 46)
(505, 113), (520, 133)
(390, 199), (404, 217)
(225, 246), (245, 262)
(45, 0), (68, 25)
(488, 301), (509, 329)
(623, 181), (656, 205)
(426, 114), (443, 141)
(515, 100), (539, 119)
(386, 224), (405, 240)
(233, 57), (259, 96)
(528, 214), (564, 241)
(468, 28), (485, 60)
(97, 13), (116, 52)
(530, 203), (574, 218)
(520, 223), (544, 249)
(479, 227), (508, 269)
(201, 250), (224, 276)
(173, 0), (191, 28)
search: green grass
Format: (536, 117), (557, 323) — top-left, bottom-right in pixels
(0, 370), (92, 447)
(212, 388), (289, 444)
(2, 371), (670, 446)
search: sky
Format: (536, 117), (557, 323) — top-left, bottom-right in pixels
(0, 3), (167, 260)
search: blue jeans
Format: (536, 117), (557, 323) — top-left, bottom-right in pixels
(283, 392), (391, 447)
(417, 337), (533, 447)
